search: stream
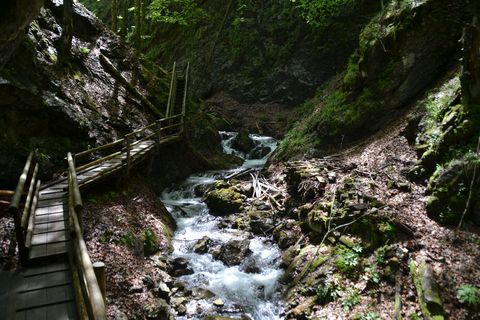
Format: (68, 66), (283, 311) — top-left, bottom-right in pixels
(160, 132), (284, 320)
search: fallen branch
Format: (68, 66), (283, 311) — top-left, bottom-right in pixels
(99, 54), (163, 117)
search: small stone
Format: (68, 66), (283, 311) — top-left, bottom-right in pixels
(213, 298), (224, 307)
(174, 268), (194, 277)
(327, 171), (337, 183)
(155, 282), (171, 300)
(143, 275), (156, 289)
(177, 304), (187, 316)
(129, 285), (143, 293)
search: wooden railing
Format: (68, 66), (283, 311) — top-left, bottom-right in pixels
(73, 114), (184, 177)
(9, 151), (41, 265)
(67, 153), (107, 320)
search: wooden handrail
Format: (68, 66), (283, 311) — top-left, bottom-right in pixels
(9, 151), (36, 265)
(21, 163), (39, 229)
(67, 153), (82, 212)
(182, 63), (190, 117)
(9, 151), (34, 212)
(166, 62), (177, 118)
(74, 139), (125, 159)
(68, 160), (106, 320)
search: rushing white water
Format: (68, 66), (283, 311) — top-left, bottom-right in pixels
(161, 132), (283, 320)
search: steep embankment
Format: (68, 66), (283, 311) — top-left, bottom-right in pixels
(0, 0), (232, 188)
(79, 0), (382, 136)
(237, 0), (479, 318)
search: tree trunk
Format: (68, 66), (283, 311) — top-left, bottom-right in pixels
(461, 8), (480, 105)
(120, 0), (129, 39)
(111, 0), (117, 32)
(135, 0), (141, 48)
(59, 0), (73, 63)
(140, 0), (145, 44)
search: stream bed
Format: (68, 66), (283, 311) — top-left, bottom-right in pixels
(160, 132), (284, 320)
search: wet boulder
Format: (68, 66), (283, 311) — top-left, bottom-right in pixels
(144, 298), (174, 320)
(204, 187), (246, 216)
(248, 146), (272, 159)
(242, 258), (261, 274)
(249, 210), (274, 235)
(168, 257), (194, 277)
(212, 239), (252, 266)
(231, 130), (254, 153)
(193, 236), (212, 254)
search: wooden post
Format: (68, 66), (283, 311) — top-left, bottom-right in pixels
(93, 262), (107, 304)
(166, 62), (176, 118)
(9, 151), (34, 265)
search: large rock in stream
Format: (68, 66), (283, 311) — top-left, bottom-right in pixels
(212, 239), (252, 266)
(204, 187), (246, 216)
(231, 130), (254, 153)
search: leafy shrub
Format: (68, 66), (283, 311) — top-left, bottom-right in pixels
(141, 228), (159, 256)
(335, 245), (360, 274)
(361, 312), (381, 320)
(363, 264), (380, 285)
(342, 287), (360, 311)
(457, 284), (480, 307)
(316, 276), (342, 304)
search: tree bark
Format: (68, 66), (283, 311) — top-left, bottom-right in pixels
(135, 0), (142, 48)
(59, 0), (73, 63)
(111, 0), (117, 32)
(120, 0), (129, 39)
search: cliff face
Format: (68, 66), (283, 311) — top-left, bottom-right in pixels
(0, 0), (44, 70)
(0, 0), (175, 186)
(276, 0), (468, 159)
(137, 0), (382, 107)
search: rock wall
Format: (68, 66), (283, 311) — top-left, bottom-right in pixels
(0, 0), (44, 70)
(0, 0), (228, 188)
(142, 0), (381, 106)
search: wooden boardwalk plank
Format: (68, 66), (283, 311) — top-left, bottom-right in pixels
(13, 133), (182, 320)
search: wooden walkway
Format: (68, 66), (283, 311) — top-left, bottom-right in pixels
(5, 63), (189, 320)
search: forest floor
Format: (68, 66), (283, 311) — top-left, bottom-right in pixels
(257, 113), (480, 319)
(82, 177), (176, 319)
(0, 201), (17, 271)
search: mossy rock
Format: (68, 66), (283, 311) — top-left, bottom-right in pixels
(426, 158), (479, 225)
(306, 209), (329, 234)
(410, 261), (444, 320)
(204, 187), (245, 216)
(231, 130), (254, 153)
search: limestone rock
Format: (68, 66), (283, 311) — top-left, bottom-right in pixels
(204, 187), (245, 216)
(212, 239), (252, 266)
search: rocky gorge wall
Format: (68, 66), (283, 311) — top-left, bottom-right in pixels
(0, 0), (230, 188)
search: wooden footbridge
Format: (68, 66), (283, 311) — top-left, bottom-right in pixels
(3, 63), (189, 319)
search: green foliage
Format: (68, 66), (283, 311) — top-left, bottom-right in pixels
(375, 245), (389, 264)
(335, 245), (361, 274)
(147, 0), (206, 26)
(290, 0), (358, 30)
(457, 284), (480, 307)
(79, 47), (91, 56)
(119, 228), (158, 256)
(140, 228), (158, 255)
(316, 275), (342, 304)
(408, 313), (422, 320)
(361, 312), (381, 320)
(363, 264), (380, 285)
(342, 287), (361, 311)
